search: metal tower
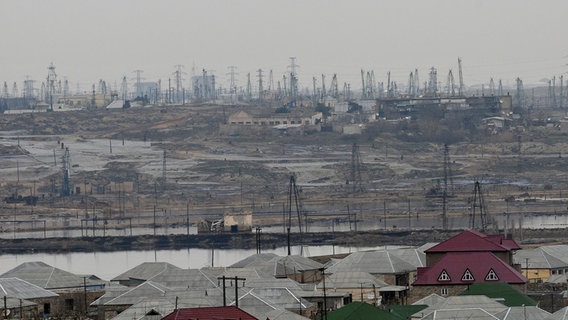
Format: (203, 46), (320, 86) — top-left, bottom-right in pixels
(447, 70), (455, 96)
(61, 147), (71, 197)
(47, 63), (57, 110)
(2, 82), (8, 98)
(458, 57), (465, 96)
(441, 144), (454, 230)
(227, 66), (238, 95)
(133, 69), (144, 98)
(257, 69), (264, 101)
(120, 76), (128, 101)
(173, 65), (185, 103)
(427, 67), (438, 97)
(287, 175), (304, 255)
(470, 180), (489, 231)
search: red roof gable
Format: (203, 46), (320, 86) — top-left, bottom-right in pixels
(161, 306), (258, 320)
(425, 230), (520, 253)
(413, 252), (527, 286)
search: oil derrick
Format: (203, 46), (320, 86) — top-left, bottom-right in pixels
(458, 57), (465, 96)
(350, 143), (364, 193)
(257, 69), (264, 101)
(441, 144), (454, 230)
(498, 80), (504, 96)
(446, 70), (455, 97)
(2, 82), (8, 98)
(120, 76), (128, 101)
(427, 67), (438, 97)
(321, 74), (327, 98)
(12, 82), (19, 98)
(246, 73), (252, 100)
(47, 63), (57, 110)
(287, 175), (304, 256)
(470, 180), (489, 231)
(173, 65), (185, 104)
(288, 57), (299, 106)
(366, 71), (375, 99)
(489, 78), (495, 96)
(23, 77), (35, 100)
(414, 69), (420, 97)
(360, 69), (366, 99)
(329, 74), (339, 99)
(226, 66), (238, 95)
(132, 69), (144, 98)
(560, 75), (564, 109)
(61, 147), (71, 197)
(515, 77), (525, 109)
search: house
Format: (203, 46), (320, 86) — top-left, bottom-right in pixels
(0, 261), (106, 318)
(316, 271), (388, 305)
(411, 295), (508, 320)
(0, 277), (59, 319)
(495, 306), (550, 320)
(227, 110), (322, 127)
(325, 249), (416, 304)
(111, 262), (182, 287)
(410, 230), (526, 302)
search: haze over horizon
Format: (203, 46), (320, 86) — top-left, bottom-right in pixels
(1, 0), (567, 92)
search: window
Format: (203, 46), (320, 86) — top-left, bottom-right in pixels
(485, 269), (499, 281)
(65, 299), (74, 311)
(441, 288), (448, 296)
(438, 270), (451, 281)
(461, 269), (475, 281)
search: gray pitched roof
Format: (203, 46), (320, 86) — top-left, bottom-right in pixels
(546, 307), (568, 320)
(514, 248), (568, 269)
(264, 309), (311, 320)
(145, 268), (217, 289)
(496, 306), (550, 320)
(421, 308), (500, 320)
(414, 295), (508, 318)
(112, 262), (181, 282)
(104, 281), (168, 306)
(390, 247), (427, 268)
(316, 271), (388, 289)
(413, 293), (446, 306)
(0, 261), (105, 290)
(326, 250), (416, 275)
(541, 245), (568, 265)
(0, 277), (58, 299)
(110, 297), (176, 320)
(273, 255), (324, 277)
(229, 253), (280, 268)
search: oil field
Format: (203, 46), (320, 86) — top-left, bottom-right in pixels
(1, 64), (568, 253)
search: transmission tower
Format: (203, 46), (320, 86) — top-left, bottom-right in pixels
(350, 143), (364, 193)
(470, 180), (489, 231)
(61, 147), (71, 197)
(458, 57), (465, 96)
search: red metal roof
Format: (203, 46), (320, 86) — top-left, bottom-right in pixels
(425, 230), (520, 253)
(413, 252), (527, 285)
(161, 306), (258, 320)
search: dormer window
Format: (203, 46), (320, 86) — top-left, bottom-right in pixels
(461, 269), (475, 281)
(485, 269), (499, 281)
(438, 270), (451, 281)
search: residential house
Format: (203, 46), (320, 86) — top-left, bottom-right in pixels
(0, 277), (59, 319)
(411, 230), (526, 302)
(161, 306), (258, 320)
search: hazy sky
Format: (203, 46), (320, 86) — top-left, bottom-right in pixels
(1, 0), (567, 91)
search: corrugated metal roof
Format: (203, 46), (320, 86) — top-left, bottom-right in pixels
(413, 252), (526, 285)
(547, 306), (568, 320)
(230, 253), (279, 268)
(514, 248), (567, 269)
(110, 297), (176, 320)
(104, 281), (168, 306)
(541, 245), (568, 265)
(0, 261), (106, 290)
(161, 306), (258, 320)
(273, 255), (324, 277)
(426, 230), (512, 253)
(412, 293), (446, 306)
(326, 250), (416, 275)
(421, 308), (500, 320)
(316, 271), (388, 289)
(0, 277), (58, 299)
(413, 296), (507, 318)
(112, 262), (181, 282)
(145, 268), (217, 289)
(496, 306), (550, 320)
